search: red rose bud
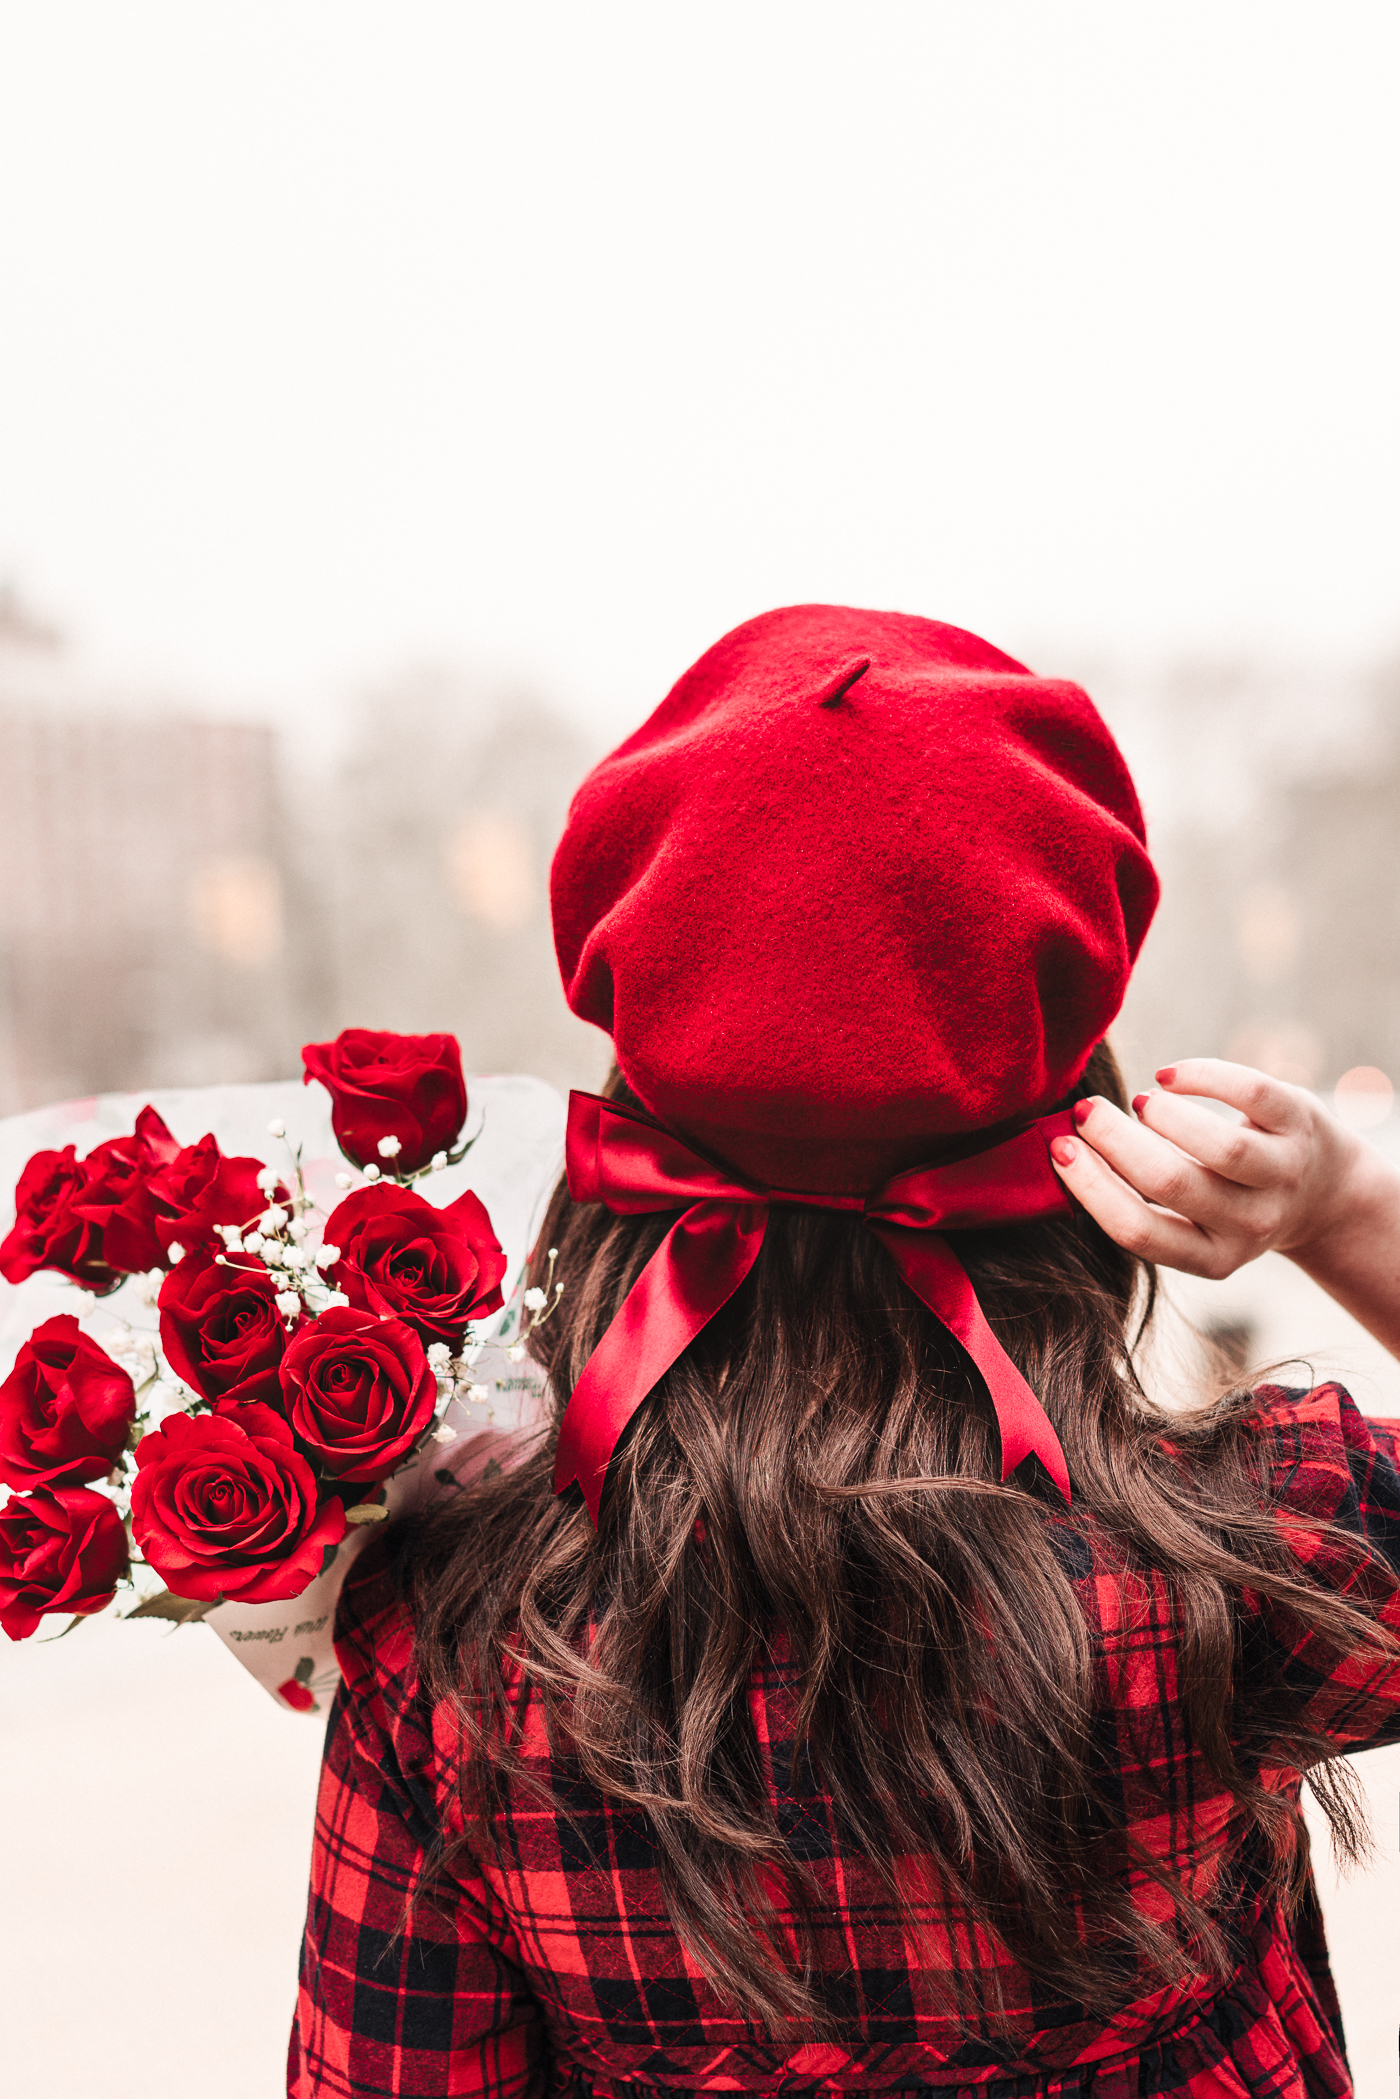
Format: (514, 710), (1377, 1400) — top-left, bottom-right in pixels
(158, 1249), (291, 1411)
(0, 1316), (137, 1491)
(322, 1183), (506, 1349)
(302, 1028), (467, 1175)
(145, 1134), (287, 1258)
(0, 1146), (117, 1291)
(279, 1305), (436, 1482)
(276, 1676), (318, 1712)
(130, 1404), (346, 1606)
(70, 1106), (182, 1276)
(0, 1484), (129, 1640)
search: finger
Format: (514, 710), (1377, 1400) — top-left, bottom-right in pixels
(1048, 1132), (1230, 1276)
(1069, 1096), (1268, 1234)
(1153, 1058), (1308, 1136)
(1129, 1087), (1280, 1190)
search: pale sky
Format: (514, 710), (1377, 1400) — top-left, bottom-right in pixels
(1, 2), (1397, 739)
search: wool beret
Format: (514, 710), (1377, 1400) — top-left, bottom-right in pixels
(551, 604), (1158, 1193)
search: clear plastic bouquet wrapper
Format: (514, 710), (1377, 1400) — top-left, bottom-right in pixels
(0, 1030), (561, 1709)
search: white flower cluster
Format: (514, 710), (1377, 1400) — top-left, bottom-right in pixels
(416, 1334), (503, 1442)
(328, 1141), (452, 1196)
(498, 1248), (564, 1365)
(205, 1124), (351, 1329)
(99, 1321), (175, 1433)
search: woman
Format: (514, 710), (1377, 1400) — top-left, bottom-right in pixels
(290, 606), (1400, 2099)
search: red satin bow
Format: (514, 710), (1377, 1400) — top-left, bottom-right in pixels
(553, 1093), (1077, 1522)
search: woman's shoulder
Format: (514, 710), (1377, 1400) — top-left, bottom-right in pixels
(329, 1511), (541, 1828)
(1230, 1384), (1400, 1689)
(1222, 1381), (1400, 1759)
(1238, 1379), (1400, 1521)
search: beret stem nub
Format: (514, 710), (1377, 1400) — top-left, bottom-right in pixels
(815, 656), (871, 708)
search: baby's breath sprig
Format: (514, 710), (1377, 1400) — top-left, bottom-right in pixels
(424, 1341), (465, 1442)
(200, 1118), (330, 1330)
(100, 1320), (189, 1445)
(504, 1247), (563, 1363)
(263, 1118), (320, 1222)
(211, 1173), (349, 1331)
(330, 1113), (484, 1192)
(418, 1331), (496, 1443)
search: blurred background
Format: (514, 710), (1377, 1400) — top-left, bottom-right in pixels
(2, 5), (1399, 1132)
(3, 4), (1400, 2094)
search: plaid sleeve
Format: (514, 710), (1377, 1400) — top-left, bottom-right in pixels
(289, 1550), (550, 2099)
(1247, 1383), (1400, 1755)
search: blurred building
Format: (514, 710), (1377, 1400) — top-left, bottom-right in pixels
(0, 595), (607, 1117)
(1282, 721), (1400, 1085)
(1101, 654), (1400, 1097)
(0, 597), (302, 1112)
(299, 660), (608, 1096)
(3, 590), (1399, 1122)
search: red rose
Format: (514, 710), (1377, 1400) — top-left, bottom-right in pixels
(0, 1146), (116, 1291)
(0, 1315), (137, 1490)
(0, 1485), (129, 1640)
(130, 1404), (346, 1605)
(71, 1106), (181, 1276)
(322, 1183), (506, 1348)
(279, 1305), (436, 1482)
(302, 1028), (467, 1174)
(158, 1249), (290, 1410)
(145, 1134), (286, 1257)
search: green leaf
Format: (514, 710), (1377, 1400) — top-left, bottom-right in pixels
(345, 1501), (389, 1525)
(124, 1589), (219, 1624)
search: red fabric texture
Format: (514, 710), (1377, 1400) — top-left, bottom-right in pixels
(554, 1090), (1076, 1521)
(290, 1385), (1400, 2099)
(551, 605), (1159, 1192)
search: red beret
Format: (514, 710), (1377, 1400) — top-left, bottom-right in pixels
(551, 605), (1158, 1193)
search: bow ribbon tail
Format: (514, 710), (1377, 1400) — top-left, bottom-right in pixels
(867, 1223), (1072, 1504)
(554, 1199), (770, 1524)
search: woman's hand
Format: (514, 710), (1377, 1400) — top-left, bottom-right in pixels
(1050, 1058), (1400, 1358)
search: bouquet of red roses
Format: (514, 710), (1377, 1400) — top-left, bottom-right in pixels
(0, 1029), (560, 1647)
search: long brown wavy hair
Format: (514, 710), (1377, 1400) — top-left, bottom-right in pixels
(403, 1042), (1395, 2035)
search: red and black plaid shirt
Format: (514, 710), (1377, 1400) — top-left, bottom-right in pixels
(290, 1385), (1400, 2099)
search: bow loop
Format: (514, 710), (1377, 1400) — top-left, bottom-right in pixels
(867, 1114), (1076, 1233)
(554, 1090), (1075, 1522)
(566, 1092), (759, 1214)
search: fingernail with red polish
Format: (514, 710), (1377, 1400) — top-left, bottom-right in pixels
(1156, 1065), (1177, 1086)
(1050, 1136), (1076, 1167)
(1132, 1093), (1150, 1116)
(1072, 1099), (1093, 1127)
